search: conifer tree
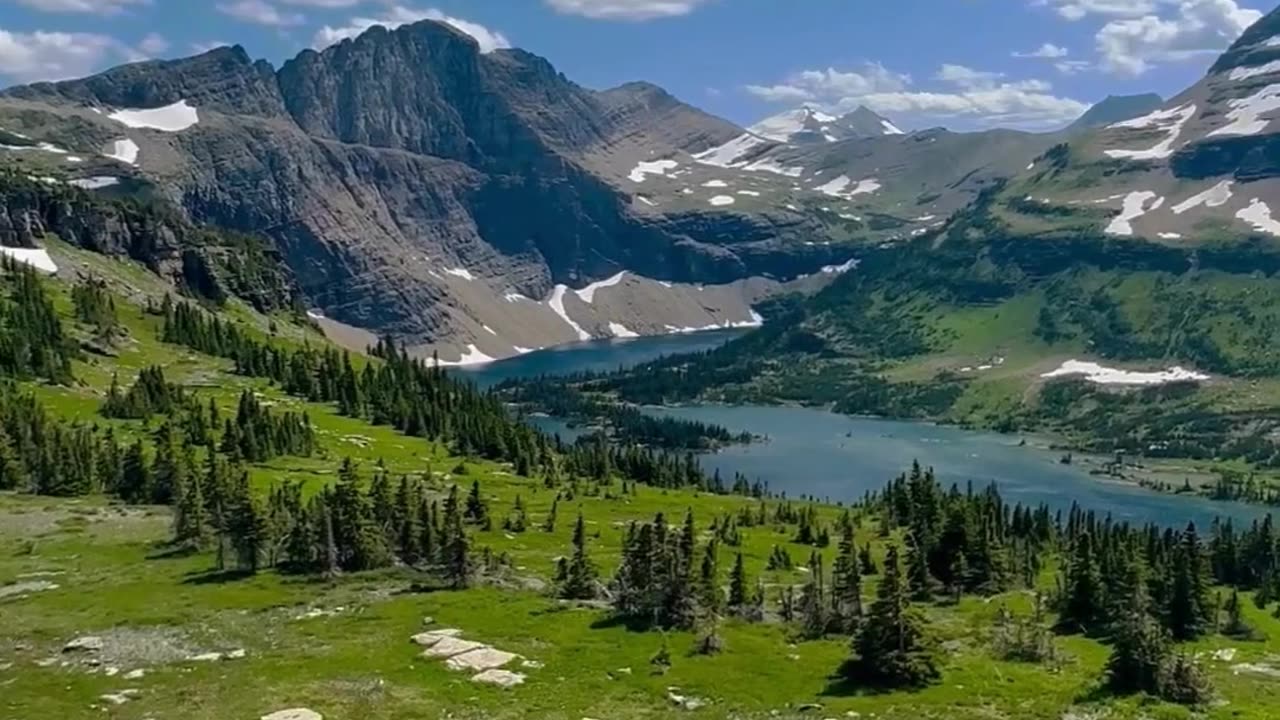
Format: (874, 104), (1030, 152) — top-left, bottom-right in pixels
(559, 512), (598, 599)
(728, 552), (749, 611)
(173, 470), (207, 548)
(1166, 523), (1212, 641)
(504, 495), (528, 533)
(464, 480), (489, 526)
(543, 496), (558, 532)
(1059, 530), (1104, 634)
(697, 539), (721, 615)
(441, 485), (471, 589)
(832, 523), (863, 631)
(845, 544), (941, 689)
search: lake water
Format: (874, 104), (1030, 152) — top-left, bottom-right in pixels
(460, 333), (1267, 528)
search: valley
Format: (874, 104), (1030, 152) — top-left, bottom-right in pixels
(3, 3), (1280, 720)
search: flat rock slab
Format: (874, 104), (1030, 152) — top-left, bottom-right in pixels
(261, 709), (323, 720)
(445, 648), (518, 672)
(410, 629), (463, 646)
(63, 636), (104, 653)
(421, 637), (486, 659)
(472, 669), (525, 688)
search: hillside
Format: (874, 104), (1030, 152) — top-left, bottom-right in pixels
(4, 238), (1280, 720)
(585, 7), (1280, 481)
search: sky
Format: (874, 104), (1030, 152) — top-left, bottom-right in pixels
(0, 0), (1270, 132)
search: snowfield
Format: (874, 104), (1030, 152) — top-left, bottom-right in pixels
(815, 175), (880, 199)
(104, 139), (139, 165)
(694, 133), (768, 168)
(1172, 180), (1233, 214)
(708, 195), (735, 206)
(1236, 198), (1280, 236)
(575, 272), (626, 303)
(68, 176), (120, 190)
(547, 285), (591, 341)
(627, 159), (678, 183)
(1105, 191), (1163, 236)
(109, 100), (199, 132)
(607, 322), (639, 338)
(0, 246), (57, 273)
(1104, 104), (1196, 160)
(444, 268), (476, 281)
(1229, 59), (1280, 81)
(1041, 360), (1208, 385)
(821, 258), (859, 274)
(742, 157), (804, 177)
(1209, 83), (1280, 137)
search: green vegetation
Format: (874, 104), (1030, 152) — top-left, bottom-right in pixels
(6, 243), (1280, 719)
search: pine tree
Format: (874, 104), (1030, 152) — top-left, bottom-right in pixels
(542, 496), (558, 532)
(697, 539), (721, 615)
(464, 480), (489, 526)
(1059, 530), (1104, 634)
(831, 523), (863, 632)
(845, 544), (941, 689)
(504, 495), (528, 533)
(559, 512), (598, 599)
(118, 439), (152, 505)
(1106, 557), (1169, 696)
(727, 552), (749, 611)
(1166, 523), (1211, 641)
(1222, 589), (1253, 638)
(442, 485), (471, 589)
(173, 470), (207, 548)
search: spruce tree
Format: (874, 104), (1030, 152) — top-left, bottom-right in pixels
(727, 552), (749, 611)
(1059, 530), (1104, 634)
(846, 544), (941, 689)
(559, 512), (598, 599)
(697, 539), (721, 615)
(1166, 523), (1212, 641)
(442, 486), (471, 589)
(832, 523), (863, 631)
(464, 480), (489, 526)
(173, 470), (207, 548)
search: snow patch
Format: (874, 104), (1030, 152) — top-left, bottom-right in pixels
(0, 247), (57, 273)
(482, 324), (497, 335)
(576, 272), (626, 303)
(708, 195), (735, 206)
(104, 138), (139, 165)
(1158, 232), (1183, 239)
(821, 258), (859, 274)
(743, 157), (804, 177)
(1172, 180), (1233, 214)
(109, 100), (199, 132)
(608, 322), (639, 338)
(68, 176), (119, 190)
(433, 344), (496, 367)
(736, 190), (761, 197)
(548, 285), (591, 341)
(701, 179), (728, 188)
(1, 141), (68, 155)
(513, 346), (535, 354)
(882, 119), (905, 135)
(1041, 360), (1208, 385)
(815, 174), (880, 198)
(693, 133), (768, 168)
(627, 159), (678, 183)
(1236, 198), (1280, 236)
(1208, 83), (1280, 137)
(1104, 103), (1196, 160)
(637, 196), (657, 206)
(1229, 59), (1280, 81)
(443, 267), (476, 281)
(503, 292), (531, 303)
(1105, 191), (1162, 236)
(305, 309), (325, 320)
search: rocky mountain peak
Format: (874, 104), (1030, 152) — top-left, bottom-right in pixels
(1067, 93), (1164, 131)
(748, 104), (903, 144)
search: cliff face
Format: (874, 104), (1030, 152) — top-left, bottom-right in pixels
(0, 22), (845, 358)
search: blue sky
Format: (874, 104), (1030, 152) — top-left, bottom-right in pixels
(0, 0), (1269, 131)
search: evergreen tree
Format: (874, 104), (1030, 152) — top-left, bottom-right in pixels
(1059, 531), (1104, 634)
(559, 512), (598, 599)
(441, 485), (471, 589)
(1166, 523), (1212, 641)
(845, 545), (941, 689)
(464, 480), (489, 526)
(727, 552), (749, 611)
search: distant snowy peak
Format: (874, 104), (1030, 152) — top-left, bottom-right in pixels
(748, 105), (903, 145)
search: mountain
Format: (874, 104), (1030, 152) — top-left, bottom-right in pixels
(597, 7), (1280, 466)
(748, 105), (904, 144)
(0, 22), (853, 363)
(1067, 93), (1164, 131)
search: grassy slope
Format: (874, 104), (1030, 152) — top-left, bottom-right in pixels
(3, 256), (1280, 719)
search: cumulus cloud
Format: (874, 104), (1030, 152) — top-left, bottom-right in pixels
(1037, 0), (1159, 21)
(746, 61), (1088, 129)
(216, 0), (305, 27)
(0, 28), (130, 82)
(1096, 0), (1261, 74)
(313, 6), (511, 53)
(13, 0), (149, 13)
(544, 0), (714, 20)
(278, 0), (361, 6)
(1013, 42), (1071, 58)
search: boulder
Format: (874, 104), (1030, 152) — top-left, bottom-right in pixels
(410, 629), (463, 646)
(471, 669), (525, 688)
(445, 648), (517, 672)
(63, 636), (104, 653)
(261, 709), (323, 720)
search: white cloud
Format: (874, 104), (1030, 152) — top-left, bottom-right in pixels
(1013, 42), (1071, 58)
(544, 0), (714, 20)
(313, 6), (511, 53)
(1055, 59), (1094, 74)
(0, 29), (129, 82)
(138, 32), (169, 57)
(1096, 0), (1261, 75)
(746, 62), (1088, 129)
(1038, 0), (1159, 21)
(216, 0), (305, 27)
(13, 0), (149, 14)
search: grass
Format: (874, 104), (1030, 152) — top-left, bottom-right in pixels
(5, 257), (1280, 719)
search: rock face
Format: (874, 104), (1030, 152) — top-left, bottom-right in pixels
(0, 22), (853, 359)
(1066, 94), (1164, 132)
